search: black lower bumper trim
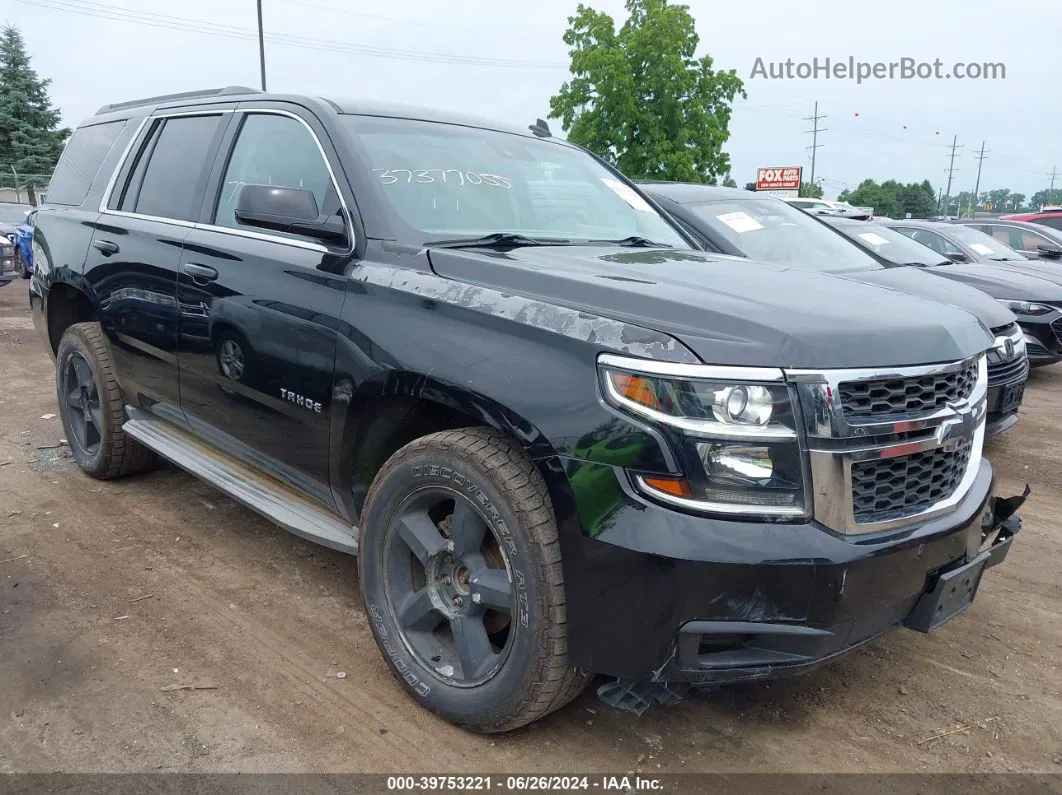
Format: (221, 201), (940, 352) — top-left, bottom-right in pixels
(658, 488), (1028, 684)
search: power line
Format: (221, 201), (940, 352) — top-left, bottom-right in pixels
(16, 0), (566, 69)
(942, 135), (963, 216)
(804, 101), (827, 190)
(256, 0), (267, 91)
(972, 141), (988, 212)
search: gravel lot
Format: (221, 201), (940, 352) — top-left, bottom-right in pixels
(1, 278), (1060, 775)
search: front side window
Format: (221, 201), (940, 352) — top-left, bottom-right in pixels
(684, 197), (881, 272)
(46, 120), (127, 206)
(215, 113), (338, 233)
(129, 115), (225, 221)
(341, 115), (688, 247)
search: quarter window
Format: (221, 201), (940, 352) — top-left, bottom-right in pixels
(124, 114), (225, 221)
(214, 113), (338, 235)
(46, 121), (127, 206)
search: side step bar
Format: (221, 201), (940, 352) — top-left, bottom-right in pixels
(122, 411), (358, 555)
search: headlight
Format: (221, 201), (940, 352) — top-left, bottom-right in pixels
(998, 299), (1054, 316)
(599, 355), (807, 517)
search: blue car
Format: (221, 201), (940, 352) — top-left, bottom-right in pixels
(0, 203), (32, 283)
(13, 207), (37, 278)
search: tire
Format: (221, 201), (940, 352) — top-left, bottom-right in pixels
(55, 322), (157, 479)
(16, 248), (30, 279)
(359, 427), (587, 733)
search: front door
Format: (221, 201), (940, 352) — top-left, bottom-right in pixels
(175, 108), (354, 508)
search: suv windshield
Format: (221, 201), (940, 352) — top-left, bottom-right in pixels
(687, 197), (881, 272)
(831, 222), (949, 266)
(341, 116), (689, 248)
(946, 224), (1029, 261)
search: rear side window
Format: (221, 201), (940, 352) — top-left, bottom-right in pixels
(1037, 217), (1062, 232)
(124, 114), (225, 221)
(46, 121), (127, 206)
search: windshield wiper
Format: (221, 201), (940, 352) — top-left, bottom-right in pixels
(425, 233), (569, 249)
(589, 235), (669, 248)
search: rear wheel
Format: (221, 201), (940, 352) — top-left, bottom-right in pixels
(359, 427), (587, 732)
(56, 322), (157, 479)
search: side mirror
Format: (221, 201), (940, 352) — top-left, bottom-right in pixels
(1036, 243), (1062, 259)
(234, 185), (347, 245)
(944, 251), (969, 263)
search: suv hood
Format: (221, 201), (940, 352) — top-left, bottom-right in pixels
(427, 246), (993, 369)
(848, 267), (1015, 328)
(918, 263), (1062, 301)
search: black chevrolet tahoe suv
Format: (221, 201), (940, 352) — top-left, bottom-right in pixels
(29, 87), (1027, 733)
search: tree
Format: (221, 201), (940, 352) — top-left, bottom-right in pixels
(798, 181), (823, 199)
(902, 180), (936, 219)
(1031, 188), (1062, 209)
(549, 0), (744, 183)
(743, 181), (757, 192)
(987, 188), (1011, 212)
(1009, 192), (1026, 212)
(721, 174), (737, 188)
(0, 25), (68, 203)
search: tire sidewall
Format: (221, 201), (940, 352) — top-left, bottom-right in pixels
(56, 329), (110, 475)
(360, 449), (547, 729)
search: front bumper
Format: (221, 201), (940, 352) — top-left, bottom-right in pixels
(1019, 317), (1062, 366)
(554, 458), (1027, 683)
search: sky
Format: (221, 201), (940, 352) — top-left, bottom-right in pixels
(7, 0), (1060, 200)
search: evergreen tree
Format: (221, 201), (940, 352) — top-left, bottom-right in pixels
(0, 25), (69, 201)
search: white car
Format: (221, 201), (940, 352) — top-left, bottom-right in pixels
(785, 197), (872, 219)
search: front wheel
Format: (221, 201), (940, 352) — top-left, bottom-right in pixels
(16, 248), (29, 279)
(359, 427), (587, 732)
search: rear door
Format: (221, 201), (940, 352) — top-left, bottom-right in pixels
(174, 106), (353, 507)
(86, 111), (231, 418)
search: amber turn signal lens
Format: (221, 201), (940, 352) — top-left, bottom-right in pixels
(611, 373), (660, 411)
(641, 476), (694, 499)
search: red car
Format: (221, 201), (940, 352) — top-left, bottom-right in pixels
(1001, 209), (1062, 231)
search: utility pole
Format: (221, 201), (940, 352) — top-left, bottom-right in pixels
(1049, 166), (1058, 191)
(972, 141), (988, 216)
(803, 101), (827, 195)
(942, 134), (963, 218)
(256, 0), (268, 91)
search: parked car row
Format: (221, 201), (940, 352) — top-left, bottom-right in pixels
(22, 88), (1032, 733)
(638, 182), (1062, 436)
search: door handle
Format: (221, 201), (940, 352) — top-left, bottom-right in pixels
(183, 263), (218, 283)
(92, 239), (119, 256)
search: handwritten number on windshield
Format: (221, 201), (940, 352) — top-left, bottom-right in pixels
(373, 169), (511, 188)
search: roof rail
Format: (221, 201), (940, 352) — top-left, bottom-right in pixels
(95, 86), (262, 116)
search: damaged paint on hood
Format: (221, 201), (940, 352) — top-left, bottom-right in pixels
(425, 245), (994, 369)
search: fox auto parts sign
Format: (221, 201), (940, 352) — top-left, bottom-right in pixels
(756, 167), (802, 196)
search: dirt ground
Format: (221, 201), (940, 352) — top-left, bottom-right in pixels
(1, 277), (1060, 776)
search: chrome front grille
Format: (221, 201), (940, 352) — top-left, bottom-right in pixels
(987, 324), (1029, 386)
(851, 436), (973, 523)
(839, 362), (976, 418)
(788, 355), (988, 535)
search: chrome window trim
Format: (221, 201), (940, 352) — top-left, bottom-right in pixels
(598, 353), (785, 382)
(96, 106), (355, 256)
